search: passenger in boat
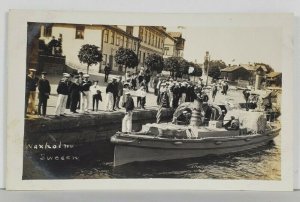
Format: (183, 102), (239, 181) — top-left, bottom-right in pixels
(224, 116), (240, 130)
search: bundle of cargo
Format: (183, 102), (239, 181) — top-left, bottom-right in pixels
(224, 110), (267, 133)
(141, 123), (189, 139)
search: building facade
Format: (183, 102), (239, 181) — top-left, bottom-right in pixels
(163, 32), (185, 58)
(27, 23), (178, 74)
(137, 26), (168, 67)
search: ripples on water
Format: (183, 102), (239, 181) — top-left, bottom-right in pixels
(45, 136), (281, 180)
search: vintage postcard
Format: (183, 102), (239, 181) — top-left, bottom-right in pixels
(6, 11), (293, 190)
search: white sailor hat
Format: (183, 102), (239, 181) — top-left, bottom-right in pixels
(83, 74), (90, 78)
(112, 77), (118, 80)
(29, 68), (37, 72)
(63, 73), (70, 77)
(160, 83), (166, 86)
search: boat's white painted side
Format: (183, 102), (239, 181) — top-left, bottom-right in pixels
(112, 129), (280, 167)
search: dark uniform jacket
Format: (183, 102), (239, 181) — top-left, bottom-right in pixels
(57, 80), (69, 95)
(124, 97), (134, 112)
(69, 83), (81, 99)
(26, 75), (38, 92)
(106, 82), (116, 94)
(81, 80), (92, 91)
(104, 66), (111, 75)
(38, 79), (51, 99)
(180, 86), (187, 96)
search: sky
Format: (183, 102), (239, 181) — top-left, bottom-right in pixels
(167, 26), (283, 71)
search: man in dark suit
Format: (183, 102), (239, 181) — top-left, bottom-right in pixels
(37, 72), (51, 116)
(104, 64), (111, 83)
(25, 68), (39, 116)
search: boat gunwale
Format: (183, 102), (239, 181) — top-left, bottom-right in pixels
(112, 127), (281, 144)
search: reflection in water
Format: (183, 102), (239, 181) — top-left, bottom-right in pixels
(28, 137), (280, 180)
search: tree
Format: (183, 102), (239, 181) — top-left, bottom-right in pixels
(144, 53), (164, 74)
(203, 60), (225, 80)
(178, 57), (189, 76)
(115, 47), (138, 76)
(163, 57), (180, 78)
(254, 62), (274, 74)
(204, 60), (226, 73)
(78, 44), (102, 74)
(189, 62), (203, 77)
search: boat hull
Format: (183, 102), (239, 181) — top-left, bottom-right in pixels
(112, 128), (280, 167)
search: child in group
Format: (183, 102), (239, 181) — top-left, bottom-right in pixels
(136, 86), (147, 109)
(90, 80), (102, 111)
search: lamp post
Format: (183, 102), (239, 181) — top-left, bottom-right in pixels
(204, 51), (210, 86)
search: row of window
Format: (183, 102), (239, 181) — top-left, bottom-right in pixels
(103, 29), (137, 51)
(139, 27), (164, 49)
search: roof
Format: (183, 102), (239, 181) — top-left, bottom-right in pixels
(240, 64), (268, 72)
(267, 72), (282, 78)
(221, 65), (246, 72)
(167, 32), (182, 38)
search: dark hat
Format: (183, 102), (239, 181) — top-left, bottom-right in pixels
(78, 72), (83, 75)
(41, 71), (47, 75)
(74, 75), (80, 78)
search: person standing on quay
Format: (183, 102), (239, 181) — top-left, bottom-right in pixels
(104, 64), (111, 83)
(106, 77), (117, 112)
(115, 76), (123, 109)
(69, 75), (81, 114)
(122, 92), (135, 133)
(37, 72), (51, 117)
(80, 74), (92, 113)
(25, 68), (39, 115)
(211, 83), (218, 102)
(112, 77), (119, 111)
(55, 73), (70, 117)
(90, 80), (102, 112)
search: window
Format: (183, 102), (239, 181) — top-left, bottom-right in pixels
(102, 54), (107, 65)
(152, 34), (154, 46)
(104, 30), (109, 43)
(120, 36), (124, 47)
(158, 38), (161, 48)
(126, 26), (133, 35)
(128, 39), (132, 49)
(155, 36), (158, 47)
(110, 31), (115, 44)
(116, 35), (120, 46)
(44, 24), (52, 37)
(143, 53), (145, 64)
(139, 27), (143, 41)
(124, 37), (128, 48)
(133, 42), (137, 51)
(148, 33), (151, 45)
(75, 26), (85, 39)
(145, 30), (148, 43)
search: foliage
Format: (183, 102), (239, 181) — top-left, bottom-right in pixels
(254, 63), (274, 74)
(115, 47), (138, 71)
(189, 62), (203, 77)
(203, 60), (225, 79)
(208, 65), (221, 79)
(178, 57), (189, 75)
(144, 53), (164, 73)
(204, 60), (226, 73)
(163, 57), (180, 77)
(78, 44), (102, 74)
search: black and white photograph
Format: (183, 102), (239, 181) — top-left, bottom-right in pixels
(6, 11), (294, 191)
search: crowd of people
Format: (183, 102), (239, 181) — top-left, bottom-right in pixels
(151, 76), (230, 110)
(25, 67), (233, 133)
